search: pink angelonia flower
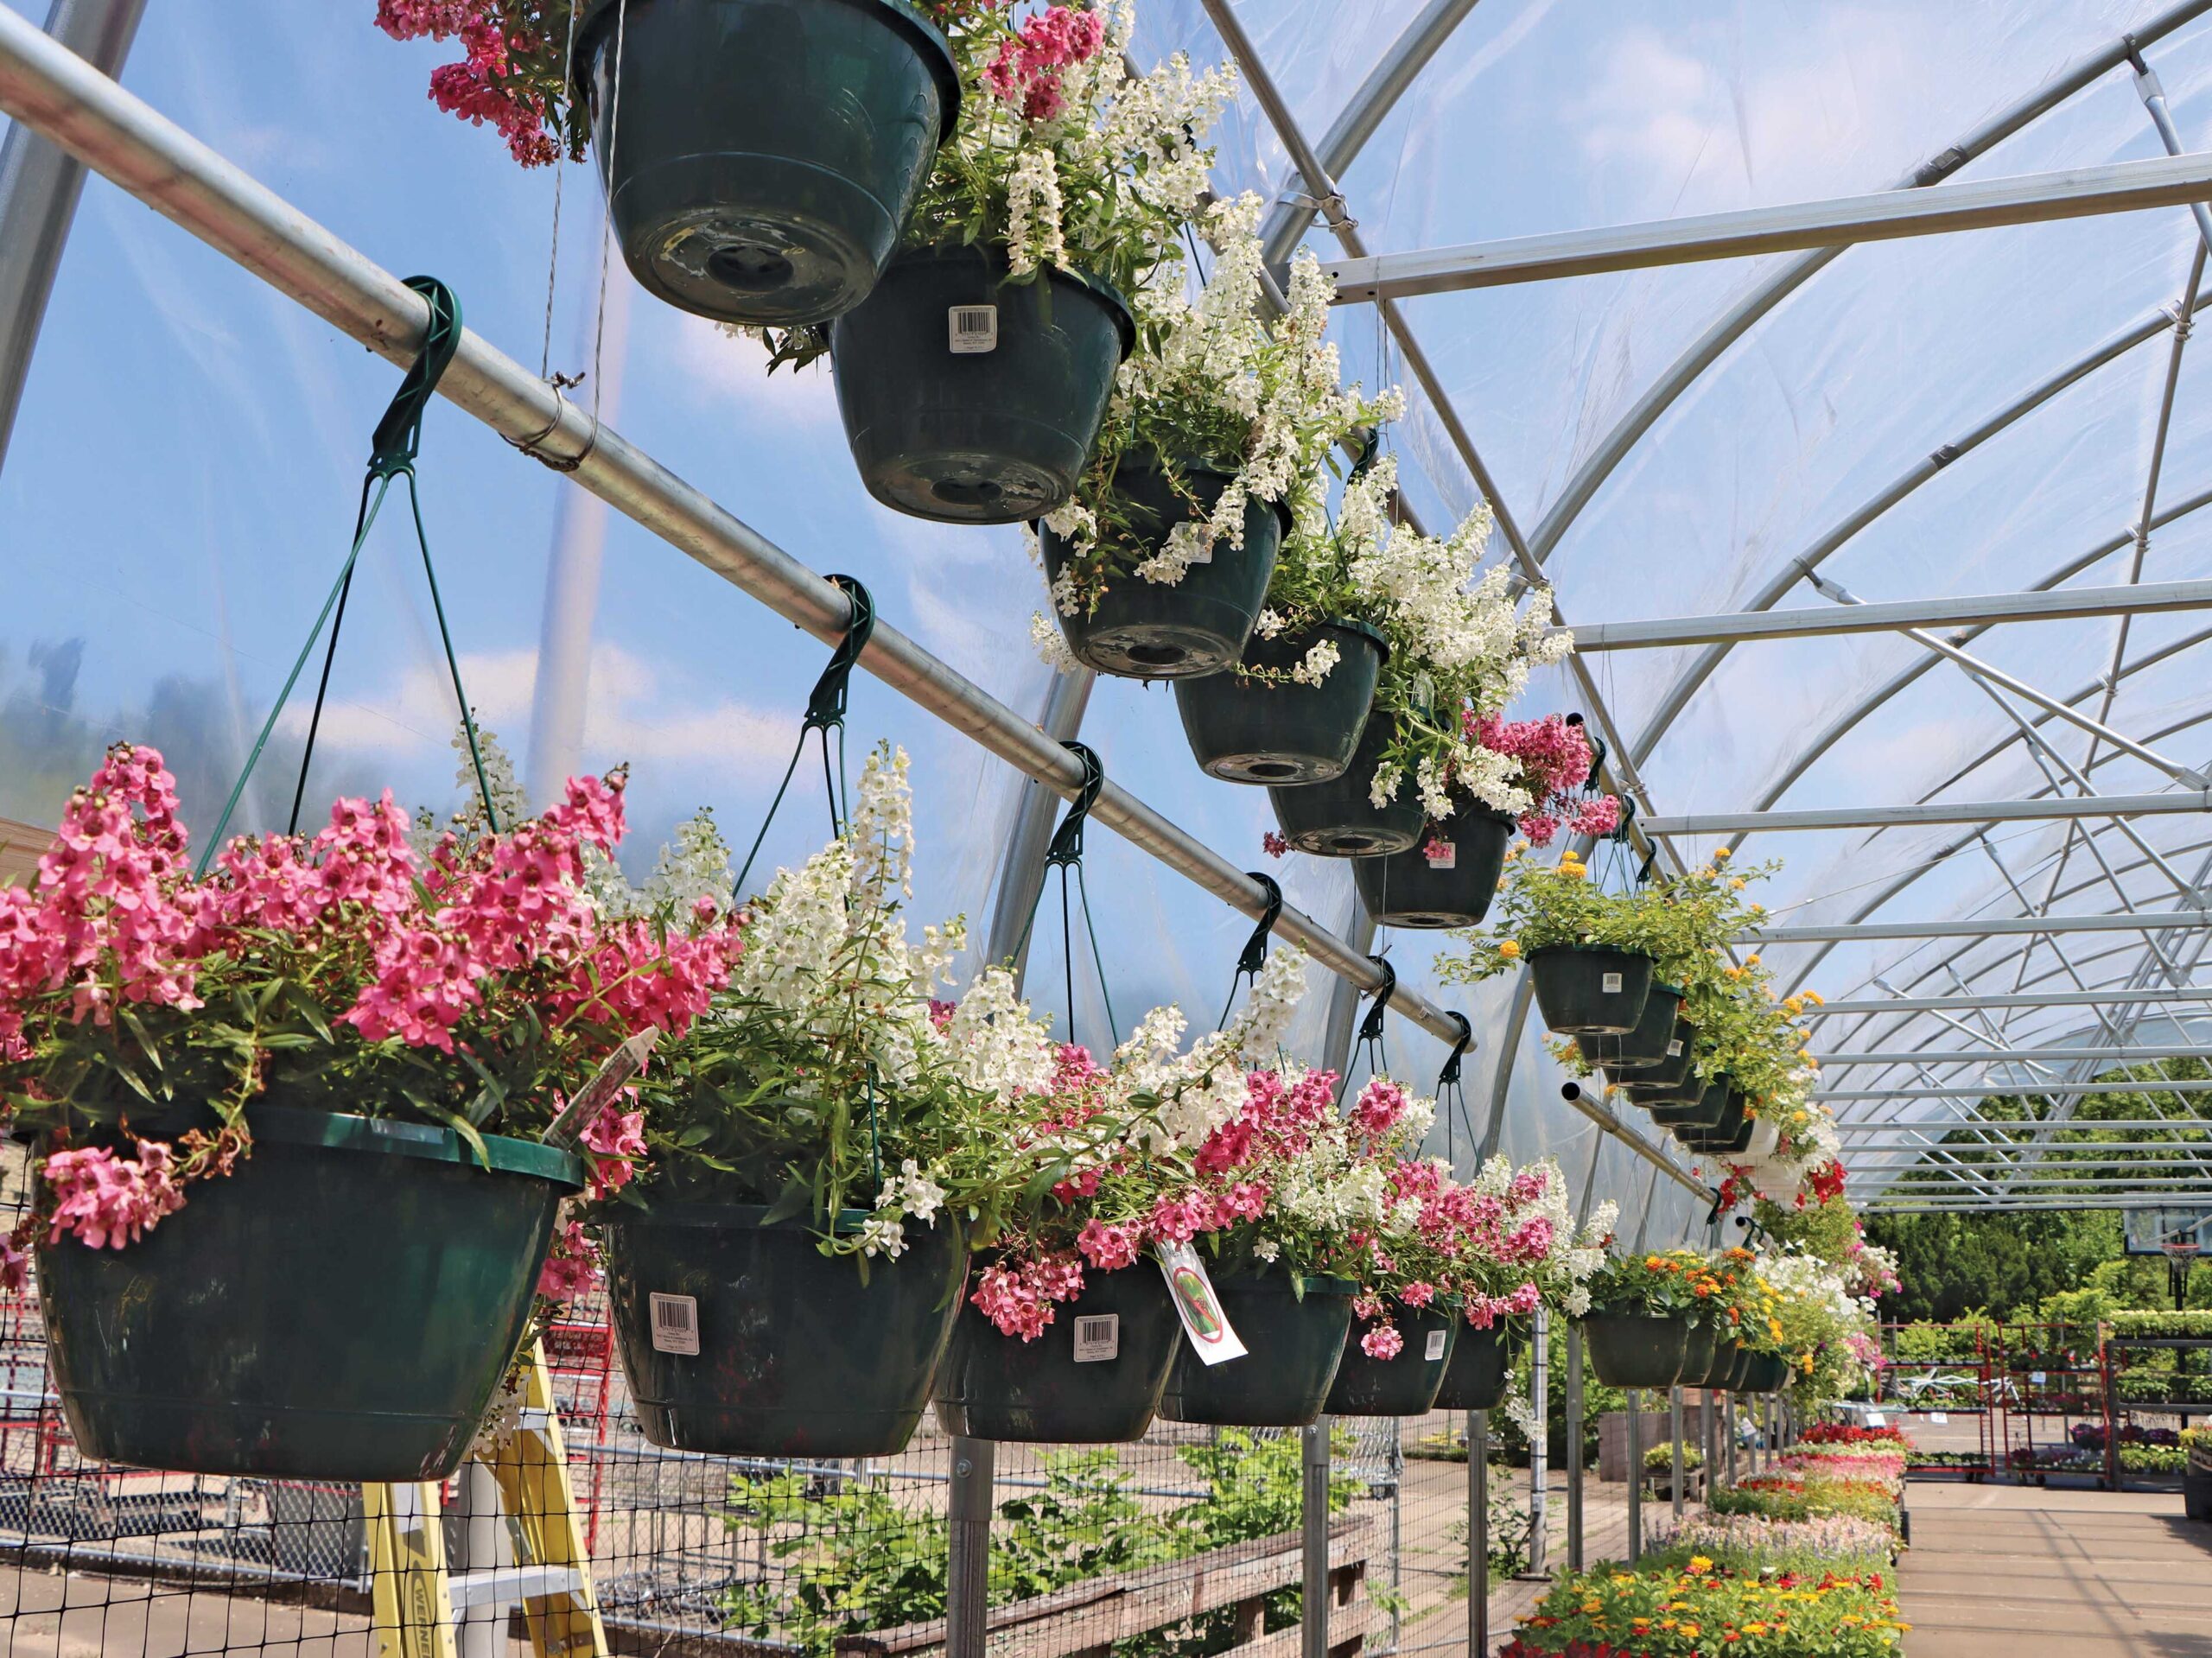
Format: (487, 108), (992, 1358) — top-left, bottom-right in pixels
(0, 1235), (25, 1293)
(582, 1102), (648, 1200)
(1401, 1280), (1436, 1308)
(971, 1252), (1087, 1340)
(1350, 1078), (1409, 1139)
(537, 1220), (603, 1302)
(41, 1141), (186, 1250)
(1077, 1219), (1141, 1272)
(1146, 1192), (1208, 1246)
(1361, 1323), (1405, 1361)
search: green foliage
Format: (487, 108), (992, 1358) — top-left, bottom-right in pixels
(1643, 1440), (1704, 1472)
(718, 1432), (1364, 1658)
(1885, 1317), (1994, 1363)
(2120, 1444), (2187, 1474)
(2108, 1309), (2212, 1338)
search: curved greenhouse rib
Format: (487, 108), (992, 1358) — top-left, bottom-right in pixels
(1522, 0), (2212, 574)
(1256, 0), (1484, 270)
(1625, 299), (2212, 771)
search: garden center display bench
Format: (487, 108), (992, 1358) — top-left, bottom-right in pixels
(1999, 1322), (2107, 1487)
(2100, 1312), (2212, 1494)
(1878, 1322), (1998, 1482)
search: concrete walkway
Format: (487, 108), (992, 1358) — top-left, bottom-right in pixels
(1898, 1478), (2212, 1656)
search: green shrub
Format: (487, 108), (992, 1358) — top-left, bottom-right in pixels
(2108, 1309), (2212, 1340)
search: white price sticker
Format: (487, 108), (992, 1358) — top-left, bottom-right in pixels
(1929, 1412), (1949, 1425)
(1425, 840), (1457, 870)
(1073, 1313), (1120, 1363)
(1667, 1039), (1684, 1058)
(1601, 972), (1624, 994)
(1424, 1328), (1449, 1362)
(649, 1293), (701, 1356)
(1155, 1242), (1248, 1366)
(949, 304), (998, 354)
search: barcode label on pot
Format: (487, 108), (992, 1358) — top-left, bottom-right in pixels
(1073, 1314), (1120, 1363)
(949, 305), (998, 354)
(649, 1293), (700, 1356)
(1667, 1039), (1683, 1057)
(1601, 972), (1624, 994)
(1425, 1329), (1448, 1362)
(1425, 840), (1456, 870)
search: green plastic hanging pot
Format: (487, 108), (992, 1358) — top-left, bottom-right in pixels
(830, 245), (1133, 523)
(934, 1263), (1180, 1443)
(1677, 1320), (1718, 1389)
(1631, 1019), (1698, 1089)
(1325, 1305), (1458, 1416)
(1580, 1312), (1689, 1389)
(1674, 1090), (1750, 1153)
(1646, 1078), (1731, 1131)
(1723, 1344), (1755, 1391)
(1620, 1064), (1707, 1109)
(1158, 1271), (1355, 1428)
(1174, 620), (1387, 785)
(1353, 807), (1516, 930)
(1268, 713), (1427, 857)
(1528, 946), (1656, 1035)
(1574, 982), (1685, 1074)
(578, 0), (959, 326)
(604, 1198), (967, 1458)
(1039, 452), (1287, 678)
(1737, 1352), (1790, 1395)
(1697, 1338), (1743, 1388)
(38, 1108), (581, 1481)
(1433, 1322), (1522, 1412)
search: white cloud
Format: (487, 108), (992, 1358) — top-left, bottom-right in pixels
(276, 642), (796, 785)
(665, 314), (842, 429)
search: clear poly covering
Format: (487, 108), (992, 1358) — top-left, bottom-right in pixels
(10, 0), (2212, 1225)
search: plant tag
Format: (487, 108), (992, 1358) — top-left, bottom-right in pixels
(1601, 972), (1624, 994)
(1667, 1039), (1684, 1058)
(1865, 1411), (1886, 1427)
(2031, 1370), (2046, 1386)
(1073, 1313), (1120, 1363)
(949, 304), (998, 354)
(1155, 1242), (1248, 1366)
(1929, 1412), (1948, 1425)
(543, 1029), (659, 1148)
(1425, 840), (1456, 870)
(649, 1293), (700, 1356)
(1425, 1328), (1448, 1362)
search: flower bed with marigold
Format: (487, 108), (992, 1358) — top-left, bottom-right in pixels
(1501, 1554), (1909, 1657)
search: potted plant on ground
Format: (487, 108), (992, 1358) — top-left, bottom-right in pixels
(1351, 708), (1619, 928)
(1027, 194), (1397, 679)
(1, 743), (738, 1481)
(604, 746), (1034, 1458)
(375, 0), (967, 324)
(804, 4), (1230, 524)
(933, 945), (1313, 1444)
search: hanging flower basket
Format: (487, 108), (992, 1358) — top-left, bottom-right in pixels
(604, 1200), (968, 1458)
(1736, 1352), (1790, 1395)
(1630, 1017), (1698, 1089)
(1268, 715), (1427, 857)
(1645, 1078), (1732, 1132)
(830, 245), (1133, 523)
(1325, 1306), (1458, 1416)
(1673, 1091), (1751, 1155)
(1157, 1271), (1356, 1428)
(40, 1109), (580, 1481)
(1620, 1070), (1707, 1111)
(1695, 1337), (1743, 1389)
(1579, 1312), (1689, 1389)
(1353, 809), (1516, 930)
(1721, 1344), (1755, 1390)
(1433, 1322), (1519, 1412)
(1741, 1120), (1782, 1160)
(934, 1263), (1181, 1443)
(1573, 982), (1685, 1074)
(577, 0), (960, 325)
(1174, 621), (1388, 785)
(1527, 946), (1656, 1035)
(1040, 452), (1287, 678)
(1677, 1320), (1718, 1391)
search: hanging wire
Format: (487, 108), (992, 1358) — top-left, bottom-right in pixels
(197, 277), (492, 876)
(731, 575), (876, 896)
(1010, 743), (1119, 1049)
(1339, 954), (1397, 1104)
(591, 0), (631, 425)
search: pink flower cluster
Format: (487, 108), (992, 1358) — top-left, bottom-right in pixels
(41, 1142), (183, 1250)
(981, 5), (1106, 122)
(971, 1251), (1086, 1340)
(1467, 714), (1622, 847)
(1349, 1077), (1410, 1140)
(537, 1218), (603, 1302)
(376, 1), (564, 167)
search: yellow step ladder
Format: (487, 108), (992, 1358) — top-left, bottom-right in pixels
(364, 1342), (608, 1658)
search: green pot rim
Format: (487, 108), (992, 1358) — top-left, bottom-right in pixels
(245, 1106), (584, 1189)
(612, 1197), (878, 1236)
(575, 0), (963, 144)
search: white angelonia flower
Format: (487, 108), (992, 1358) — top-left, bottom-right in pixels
(1006, 148), (1067, 277)
(1291, 638), (1340, 687)
(1030, 613), (1083, 673)
(858, 1214), (908, 1260)
(1254, 608), (1286, 639)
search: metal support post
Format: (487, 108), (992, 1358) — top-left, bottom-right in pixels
(1468, 1410), (1488, 1658)
(1564, 1318), (1584, 1572)
(0, 0), (146, 473)
(1723, 1394), (1736, 1488)
(1701, 1388), (1715, 1502)
(1670, 1388), (1685, 1523)
(1302, 1420), (1331, 1658)
(946, 1438), (994, 1658)
(1527, 1306), (1549, 1577)
(1624, 1389), (1643, 1564)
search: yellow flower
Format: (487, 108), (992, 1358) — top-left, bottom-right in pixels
(1725, 967), (1745, 981)
(1803, 989), (1823, 1006)
(1688, 1556), (1714, 1575)
(1782, 997), (1802, 1015)
(1729, 877), (1745, 890)
(1745, 952), (1761, 967)
(1498, 939), (1522, 960)
(1713, 847), (1732, 861)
